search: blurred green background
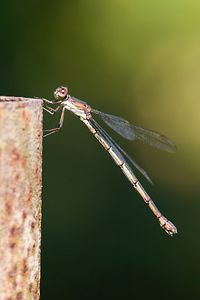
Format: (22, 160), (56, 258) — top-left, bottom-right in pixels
(1, 0), (200, 299)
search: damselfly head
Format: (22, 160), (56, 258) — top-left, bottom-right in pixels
(54, 86), (68, 101)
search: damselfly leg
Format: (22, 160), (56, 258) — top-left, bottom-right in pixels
(43, 105), (66, 137)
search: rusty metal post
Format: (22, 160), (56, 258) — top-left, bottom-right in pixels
(0, 96), (43, 299)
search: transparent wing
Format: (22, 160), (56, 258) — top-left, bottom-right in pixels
(91, 118), (153, 184)
(91, 109), (176, 152)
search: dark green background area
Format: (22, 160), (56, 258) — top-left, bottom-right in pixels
(1, 1), (200, 299)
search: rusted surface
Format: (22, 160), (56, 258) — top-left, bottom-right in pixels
(0, 96), (43, 299)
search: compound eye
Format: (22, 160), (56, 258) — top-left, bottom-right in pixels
(54, 86), (68, 100)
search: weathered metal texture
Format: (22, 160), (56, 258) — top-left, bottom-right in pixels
(0, 96), (43, 299)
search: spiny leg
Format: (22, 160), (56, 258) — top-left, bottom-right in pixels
(43, 103), (63, 115)
(43, 106), (55, 115)
(43, 107), (66, 137)
(34, 96), (56, 104)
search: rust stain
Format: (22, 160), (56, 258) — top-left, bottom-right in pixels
(35, 164), (42, 186)
(22, 211), (27, 221)
(15, 173), (20, 183)
(21, 108), (31, 127)
(31, 222), (35, 231)
(9, 242), (16, 249)
(36, 122), (42, 139)
(27, 247), (31, 256)
(5, 202), (12, 215)
(13, 280), (17, 289)
(29, 283), (32, 293)
(8, 271), (14, 278)
(10, 225), (16, 237)
(5, 192), (13, 215)
(34, 281), (40, 299)
(16, 291), (23, 300)
(22, 258), (28, 275)
(27, 186), (33, 204)
(35, 163), (42, 186)
(36, 211), (41, 223)
(10, 147), (20, 166)
(11, 147), (20, 160)
(7, 266), (18, 292)
(32, 243), (36, 254)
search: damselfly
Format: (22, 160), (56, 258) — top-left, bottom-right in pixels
(43, 87), (177, 236)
